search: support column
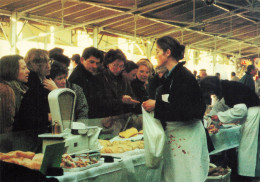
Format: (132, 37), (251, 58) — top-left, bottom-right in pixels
(93, 27), (98, 48)
(185, 44), (189, 62)
(10, 12), (18, 54)
(146, 38), (154, 60)
(212, 36), (217, 74)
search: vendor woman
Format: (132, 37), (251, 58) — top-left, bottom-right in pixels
(143, 36), (209, 182)
(200, 76), (260, 179)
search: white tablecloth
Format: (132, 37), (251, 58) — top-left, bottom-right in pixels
(209, 125), (241, 155)
(53, 151), (162, 182)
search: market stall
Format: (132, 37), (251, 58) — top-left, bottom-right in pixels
(208, 124), (241, 155)
(54, 150), (162, 182)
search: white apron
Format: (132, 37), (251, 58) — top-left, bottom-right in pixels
(162, 120), (209, 182)
(238, 106), (260, 177)
(215, 103), (260, 177)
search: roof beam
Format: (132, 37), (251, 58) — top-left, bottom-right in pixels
(216, 1), (260, 12)
(45, 3), (79, 16)
(22, 13), (77, 25)
(20, 1), (166, 41)
(0, 9), (11, 16)
(75, 0), (131, 10)
(99, 0), (177, 28)
(190, 23), (256, 47)
(62, 5), (94, 18)
(218, 35), (260, 50)
(19, 0), (60, 14)
(0, 0), (20, 8)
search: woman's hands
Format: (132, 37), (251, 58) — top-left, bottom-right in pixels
(142, 99), (156, 112)
(42, 78), (58, 91)
(122, 95), (140, 104)
(211, 115), (219, 121)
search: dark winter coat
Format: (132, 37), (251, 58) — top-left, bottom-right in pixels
(68, 64), (105, 118)
(13, 71), (50, 133)
(154, 62), (206, 128)
(131, 78), (149, 114)
(102, 69), (134, 117)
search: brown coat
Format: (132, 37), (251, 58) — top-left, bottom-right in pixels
(0, 83), (15, 133)
(102, 69), (134, 117)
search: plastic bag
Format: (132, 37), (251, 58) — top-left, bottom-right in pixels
(142, 106), (165, 168)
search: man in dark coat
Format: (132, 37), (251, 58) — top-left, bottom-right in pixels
(68, 47), (106, 119)
(239, 64), (257, 91)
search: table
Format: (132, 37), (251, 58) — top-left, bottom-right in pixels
(53, 151), (163, 182)
(209, 125), (241, 155)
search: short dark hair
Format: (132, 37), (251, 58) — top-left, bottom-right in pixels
(0, 55), (23, 81)
(247, 64), (255, 72)
(49, 47), (64, 58)
(51, 54), (70, 68)
(231, 72), (236, 76)
(124, 60), (138, 73)
(82, 47), (104, 63)
(50, 61), (68, 80)
(200, 76), (222, 98)
(156, 36), (185, 61)
(71, 54), (80, 64)
(104, 49), (126, 67)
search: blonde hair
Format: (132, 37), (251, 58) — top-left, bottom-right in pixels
(136, 58), (153, 75)
(25, 48), (49, 76)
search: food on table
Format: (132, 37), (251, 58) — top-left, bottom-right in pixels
(208, 165), (230, 176)
(99, 139), (112, 147)
(207, 124), (219, 134)
(60, 154), (76, 168)
(32, 153), (44, 162)
(138, 130), (143, 134)
(0, 151), (42, 170)
(100, 140), (144, 153)
(119, 127), (138, 138)
(60, 154), (99, 169)
(0, 151), (35, 160)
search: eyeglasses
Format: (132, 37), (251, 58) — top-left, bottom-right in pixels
(111, 63), (125, 69)
(48, 58), (53, 65)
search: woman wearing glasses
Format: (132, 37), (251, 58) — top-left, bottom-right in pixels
(102, 49), (139, 117)
(13, 49), (57, 137)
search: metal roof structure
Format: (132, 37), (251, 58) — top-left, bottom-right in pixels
(0, 0), (259, 59)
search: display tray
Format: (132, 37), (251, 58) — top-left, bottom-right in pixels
(62, 153), (102, 172)
(61, 152), (103, 172)
(101, 149), (145, 158)
(63, 160), (103, 172)
(110, 134), (143, 142)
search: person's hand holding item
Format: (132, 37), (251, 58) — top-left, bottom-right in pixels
(42, 78), (58, 91)
(211, 115), (219, 121)
(142, 99), (156, 112)
(101, 116), (114, 128)
(122, 95), (140, 104)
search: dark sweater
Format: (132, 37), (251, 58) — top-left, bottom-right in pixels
(221, 80), (259, 108)
(131, 78), (149, 114)
(154, 62), (206, 127)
